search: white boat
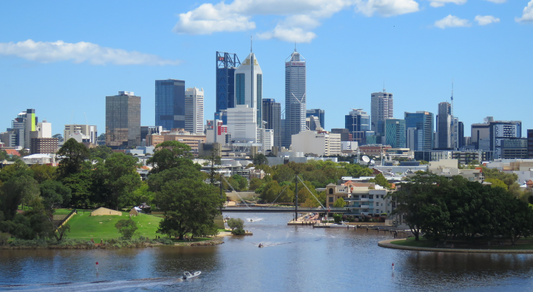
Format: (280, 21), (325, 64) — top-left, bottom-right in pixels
(183, 271), (201, 279)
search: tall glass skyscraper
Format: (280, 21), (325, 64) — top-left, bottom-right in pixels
(345, 109), (370, 145)
(234, 52), (263, 128)
(283, 49), (306, 148)
(436, 102), (452, 149)
(155, 79), (185, 131)
(216, 52), (240, 114)
(385, 119), (406, 148)
(405, 111), (434, 151)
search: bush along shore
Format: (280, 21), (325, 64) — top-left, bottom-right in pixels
(0, 236), (224, 250)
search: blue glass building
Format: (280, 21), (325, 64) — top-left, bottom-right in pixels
(155, 79), (185, 131)
(385, 119), (406, 148)
(405, 111), (434, 151)
(345, 109), (370, 144)
(216, 52), (241, 115)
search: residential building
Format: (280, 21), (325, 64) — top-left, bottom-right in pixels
(30, 138), (59, 154)
(105, 91), (141, 148)
(404, 111), (433, 151)
(145, 128), (206, 155)
(262, 98), (281, 149)
(385, 119), (406, 148)
(184, 87), (204, 134)
(155, 79), (185, 131)
(234, 51), (263, 128)
(306, 109), (325, 130)
(370, 91), (393, 136)
(283, 49), (306, 148)
(359, 144), (392, 157)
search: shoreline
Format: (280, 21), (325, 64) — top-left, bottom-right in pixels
(378, 238), (533, 254)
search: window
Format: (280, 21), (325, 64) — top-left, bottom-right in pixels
(369, 195), (374, 199)
(329, 197), (334, 202)
(329, 188), (333, 194)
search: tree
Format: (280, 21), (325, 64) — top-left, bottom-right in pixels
(54, 224), (70, 241)
(227, 218), (244, 235)
(370, 173), (391, 189)
(333, 197), (346, 208)
(156, 178), (223, 240)
(90, 145), (114, 161)
(249, 178), (263, 191)
(147, 141), (194, 174)
(0, 171), (40, 218)
(228, 174), (247, 191)
(115, 218), (138, 240)
(40, 180), (72, 210)
(484, 178), (508, 190)
(57, 138), (90, 179)
(344, 163), (373, 178)
(30, 164), (56, 183)
(253, 154), (269, 166)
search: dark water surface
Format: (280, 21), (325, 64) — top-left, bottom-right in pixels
(1, 213), (533, 291)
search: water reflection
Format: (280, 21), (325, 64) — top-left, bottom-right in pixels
(1, 213), (533, 291)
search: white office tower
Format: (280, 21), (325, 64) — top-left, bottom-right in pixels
(292, 131), (341, 156)
(64, 124), (98, 144)
(234, 52), (263, 128)
(185, 87), (204, 134)
(36, 121), (52, 138)
(283, 49), (306, 148)
(371, 90), (393, 136)
(260, 128), (274, 151)
(226, 105), (257, 142)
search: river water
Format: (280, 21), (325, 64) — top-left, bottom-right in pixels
(1, 213), (533, 291)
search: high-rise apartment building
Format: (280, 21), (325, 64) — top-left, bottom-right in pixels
(283, 49), (306, 148)
(371, 91), (393, 136)
(436, 102), (452, 149)
(385, 119), (406, 148)
(405, 111), (433, 151)
(105, 91), (141, 148)
(234, 52), (263, 128)
(262, 98), (281, 149)
(185, 87), (204, 134)
(155, 79), (185, 131)
(216, 52), (241, 114)
(306, 109), (325, 130)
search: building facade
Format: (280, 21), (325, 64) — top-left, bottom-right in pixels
(64, 124), (98, 145)
(404, 111), (433, 151)
(436, 102), (452, 149)
(385, 119), (406, 148)
(345, 109), (370, 145)
(105, 91), (141, 148)
(262, 98), (281, 150)
(283, 49), (306, 148)
(184, 87), (204, 134)
(306, 109), (325, 130)
(155, 79), (185, 131)
(291, 130), (341, 156)
(235, 52), (263, 128)
(370, 91), (393, 136)
(216, 52), (241, 115)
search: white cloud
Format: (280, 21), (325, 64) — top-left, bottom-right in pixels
(516, 0), (533, 22)
(174, 0), (420, 43)
(434, 15), (471, 28)
(429, 0), (466, 8)
(475, 15), (500, 25)
(354, 0), (420, 17)
(484, 0), (506, 3)
(0, 40), (181, 65)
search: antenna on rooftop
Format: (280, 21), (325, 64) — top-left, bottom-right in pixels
(294, 42), (297, 52)
(383, 81), (386, 92)
(250, 35), (253, 53)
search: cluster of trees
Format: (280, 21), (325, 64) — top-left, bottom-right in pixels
(394, 173), (533, 245)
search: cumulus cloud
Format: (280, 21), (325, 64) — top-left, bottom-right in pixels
(516, 0), (533, 22)
(0, 40), (181, 65)
(434, 15), (471, 28)
(354, 0), (420, 17)
(174, 0), (420, 43)
(475, 15), (500, 25)
(429, 0), (466, 8)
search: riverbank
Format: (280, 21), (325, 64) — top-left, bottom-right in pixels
(379, 238), (533, 254)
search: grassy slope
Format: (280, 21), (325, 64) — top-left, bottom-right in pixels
(65, 210), (163, 241)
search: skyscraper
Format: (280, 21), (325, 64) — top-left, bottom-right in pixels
(436, 102), (452, 149)
(371, 90), (393, 136)
(234, 52), (263, 128)
(283, 49), (306, 148)
(345, 109), (370, 145)
(216, 52), (241, 114)
(306, 109), (325, 130)
(4, 109), (37, 149)
(106, 91), (141, 148)
(155, 79), (185, 131)
(263, 98), (281, 149)
(385, 119), (406, 148)
(405, 111), (434, 151)
(185, 87), (204, 134)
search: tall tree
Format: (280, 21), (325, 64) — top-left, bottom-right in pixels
(156, 178), (223, 240)
(57, 138), (90, 179)
(147, 141), (194, 174)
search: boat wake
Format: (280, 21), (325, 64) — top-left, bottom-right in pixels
(0, 277), (183, 291)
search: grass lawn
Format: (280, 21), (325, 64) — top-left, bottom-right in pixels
(391, 237), (533, 250)
(66, 210), (163, 241)
(391, 237), (437, 248)
(53, 209), (77, 215)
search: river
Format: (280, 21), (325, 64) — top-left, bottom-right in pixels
(1, 213), (533, 291)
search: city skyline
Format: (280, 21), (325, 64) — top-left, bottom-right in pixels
(1, 1), (532, 138)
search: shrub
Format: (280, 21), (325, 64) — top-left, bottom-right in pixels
(115, 218), (138, 240)
(227, 218), (244, 230)
(231, 228), (245, 235)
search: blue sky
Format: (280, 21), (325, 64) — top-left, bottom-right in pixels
(1, 0), (532, 138)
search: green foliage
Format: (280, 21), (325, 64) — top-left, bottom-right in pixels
(0, 231), (10, 245)
(90, 145), (114, 161)
(249, 178), (263, 191)
(57, 138), (90, 179)
(484, 178), (508, 190)
(333, 197), (346, 208)
(333, 213), (342, 224)
(115, 218), (138, 240)
(344, 163), (373, 178)
(147, 141), (194, 174)
(253, 154), (269, 166)
(228, 174), (247, 191)
(30, 164), (56, 183)
(40, 180), (72, 209)
(231, 228), (245, 235)
(227, 218), (244, 230)
(369, 173), (391, 189)
(54, 223), (71, 242)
